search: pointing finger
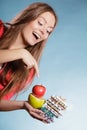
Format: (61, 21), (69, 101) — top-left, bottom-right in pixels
(33, 62), (39, 78)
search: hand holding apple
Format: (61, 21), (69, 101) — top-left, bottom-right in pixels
(28, 85), (67, 123)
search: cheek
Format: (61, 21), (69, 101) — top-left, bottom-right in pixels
(31, 21), (39, 29)
(21, 27), (30, 43)
(21, 22), (38, 40)
(43, 33), (49, 40)
(24, 25), (30, 33)
(22, 25), (32, 37)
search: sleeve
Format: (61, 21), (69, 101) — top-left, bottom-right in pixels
(0, 20), (4, 38)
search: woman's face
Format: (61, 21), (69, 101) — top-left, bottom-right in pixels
(21, 11), (56, 46)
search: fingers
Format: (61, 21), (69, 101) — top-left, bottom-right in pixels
(30, 111), (49, 123)
(27, 60), (39, 78)
(25, 102), (50, 124)
(22, 49), (39, 77)
(30, 109), (50, 123)
(33, 62), (39, 78)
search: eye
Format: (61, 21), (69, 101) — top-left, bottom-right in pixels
(46, 29), (52, 35)
(38, 21), (43, 26)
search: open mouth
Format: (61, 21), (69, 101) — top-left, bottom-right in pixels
(33, 32), (41, 40)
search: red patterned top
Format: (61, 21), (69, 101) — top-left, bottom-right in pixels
(0, 20), (34, 100)
(0, 67), (34, 100)
(0, 20), (4, 38)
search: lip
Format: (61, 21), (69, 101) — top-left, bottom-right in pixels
(32, 31), (41, 40)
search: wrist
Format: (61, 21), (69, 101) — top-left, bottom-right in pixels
(20, 101), (26, 109)
(20, 48), (28, 59)
(23, 101), (32, 111)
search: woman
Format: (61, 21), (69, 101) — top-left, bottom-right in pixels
(0, 2), (58, 123)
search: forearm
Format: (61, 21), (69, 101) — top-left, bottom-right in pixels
(0, 100), (49, 123)
(0, 100), (25, 111)
(0, 49), (24, 64)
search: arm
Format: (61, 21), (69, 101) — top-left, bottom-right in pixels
(0, 49), (27, 64)
(0, 49), (39, 77)
(0, 100), (25, 111)
(0, 100), (48, 123)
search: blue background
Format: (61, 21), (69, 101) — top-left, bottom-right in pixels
(0, 0), (87, 130)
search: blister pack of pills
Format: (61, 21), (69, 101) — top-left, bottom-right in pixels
(41, 96), (67, 123)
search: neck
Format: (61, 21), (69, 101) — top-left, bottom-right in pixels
(9, 33), (27, 49)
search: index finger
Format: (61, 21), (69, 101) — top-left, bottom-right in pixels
(33, 61), (39, 77)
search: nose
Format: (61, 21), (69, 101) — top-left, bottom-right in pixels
(40, 27), (48, 39)
(40, 27), (46, 34)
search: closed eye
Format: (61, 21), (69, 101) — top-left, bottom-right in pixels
(47, 30), (51, 34)
(47, 29), (52, 35)
(38, 21), (43, 26)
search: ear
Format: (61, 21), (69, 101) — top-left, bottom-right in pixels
(0, 20), (4, 38)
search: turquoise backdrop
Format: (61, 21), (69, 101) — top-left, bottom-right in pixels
(0, 0), (87, 130)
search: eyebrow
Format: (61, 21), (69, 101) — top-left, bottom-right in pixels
(39, 16), (54, 29)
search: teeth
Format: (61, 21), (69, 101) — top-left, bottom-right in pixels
(33, 32), (40, 39)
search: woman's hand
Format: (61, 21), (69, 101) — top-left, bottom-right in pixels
(24, 101), (49, 123)
(0, 100), (49, 123)
(21, 49), (39, 77)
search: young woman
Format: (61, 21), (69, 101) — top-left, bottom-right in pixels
(0, 2), (58, 123)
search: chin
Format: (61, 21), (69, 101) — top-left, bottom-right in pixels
(29, 41), (38, 46)
(28, 43), (36, 46)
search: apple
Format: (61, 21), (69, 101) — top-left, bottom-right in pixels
(28, 93), (45, 108)
(32, 85), (46, 98)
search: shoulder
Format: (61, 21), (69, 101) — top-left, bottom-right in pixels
(0, 20), (5, 38)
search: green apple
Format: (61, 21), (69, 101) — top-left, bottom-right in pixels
(28, 93), (45, 108)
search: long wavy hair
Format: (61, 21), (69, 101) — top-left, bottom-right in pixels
(0, 2), (58, 99)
